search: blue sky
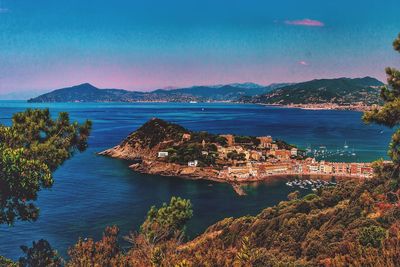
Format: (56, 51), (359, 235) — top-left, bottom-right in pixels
(0, 0), (399, 93)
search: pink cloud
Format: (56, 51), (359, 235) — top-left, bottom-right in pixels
(298, 61), (309, 66)
(285, 19), (324, 27)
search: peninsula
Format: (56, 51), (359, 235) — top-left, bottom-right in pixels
(99, 118), (374, 194)
(245, 76), (384, 111)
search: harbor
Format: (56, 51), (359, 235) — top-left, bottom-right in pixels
(286, 178), (337, 191)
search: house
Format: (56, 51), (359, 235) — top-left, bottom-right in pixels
(227, 166), (255, 179)
(182, 133), (191, 141)
(290, 148), (298, 156)
(263, 163), (289, 174)
(322, 164), (333, 174)
(158, 151), (169, 158)
(308, 164), (320, 173)
(350, 163), (360, 175)
(272, 149), (291, 160)
(257, 136), (273, 148)
(201, 151), (209, 156)
(188, 160), (198, 167)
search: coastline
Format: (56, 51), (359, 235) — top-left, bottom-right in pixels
(257, 103), (379, 112)
(25, 98), (379, 112)
(99, 151), (368, 196)
(98, 118), (376, 196)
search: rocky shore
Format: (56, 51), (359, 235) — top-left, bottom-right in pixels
(99, 118), (373, 196)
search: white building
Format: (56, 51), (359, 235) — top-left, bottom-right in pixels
(291, 148), (298, 156)
(188, 160), (198, 167)
(158, 151), (169, 158)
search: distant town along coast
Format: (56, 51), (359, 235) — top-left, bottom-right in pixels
(99, 118), (375, 195)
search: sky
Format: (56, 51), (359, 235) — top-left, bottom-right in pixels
(0, 0), (400, 93)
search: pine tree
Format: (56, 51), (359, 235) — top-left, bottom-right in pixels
(0, 109), (92, 225)
(363, 34), (400, 172)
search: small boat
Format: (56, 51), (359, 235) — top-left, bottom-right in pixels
(189, 101), (198, 103)
(286, 182), (293, 187)
(312, 188), (317, 192)
(344, 141), (349, 149)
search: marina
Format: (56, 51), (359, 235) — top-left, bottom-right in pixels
(286, 178), (337, 191)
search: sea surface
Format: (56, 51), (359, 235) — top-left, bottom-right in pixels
(0, 101), (393, 259)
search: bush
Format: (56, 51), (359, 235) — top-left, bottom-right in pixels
(358, 226), (387, 248)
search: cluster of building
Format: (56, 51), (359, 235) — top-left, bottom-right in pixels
(218, 158), (374, 181)
(157, 132), (374, 181)
(217, 134), (297, 161)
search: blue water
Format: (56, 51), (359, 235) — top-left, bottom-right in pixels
(0, 101), (392, 260)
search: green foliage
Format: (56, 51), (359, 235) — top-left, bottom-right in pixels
(274, 139), (296, 150)
(140, 197), (193, 244)
(254, 77), (383, 105)
(363, 34), (400, 167)
(235, 236), (255, 265)
(358, 226), (387, 248)
(19, 239), (62, 267)
(303, 193), (319, 201)
(287, 191), (300, 201)
(124, 118), (187, 148)
(0, 256), (17, 267)
(227, 150), (246, 161)
(0, 109), (91, 225)
(150, 246), (164, 267)
(215, 136), (227, 146)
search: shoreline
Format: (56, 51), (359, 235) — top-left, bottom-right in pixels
(24, 99), (377, 112)
(257, 103), (379, 112)
(132, 164), (366, 196)
(101, 154), (367, 196)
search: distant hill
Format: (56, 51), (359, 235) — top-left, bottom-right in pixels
(27, 82), (289, 103)
(0, 90), (47, 100)
(248, 77), (384, 105)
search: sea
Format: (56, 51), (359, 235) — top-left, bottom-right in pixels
(0, 101), (393, 260)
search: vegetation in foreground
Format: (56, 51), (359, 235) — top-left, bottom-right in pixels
(1, 34), (400, 266)
(0, 109), (91, 225)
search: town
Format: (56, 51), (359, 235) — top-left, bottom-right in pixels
(156, 132), (375, 182)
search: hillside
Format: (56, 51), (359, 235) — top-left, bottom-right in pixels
(120, 118), (188, 149)
(27, 82), (288, 103)
(250, 77), (384, 105)
(169, 165), (400, 266)
(62, 160), (400, 266)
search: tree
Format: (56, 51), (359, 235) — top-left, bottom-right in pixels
(0, 256), (17, 267)
(67, 226), (122, 267)
(358, 226), (387, 248)
(363, 34), (400, 172)
(287, 191), (300, 201)
(19, 239), (62, 267)
(140, 197), (193, 244)
(0, 109), (91, 225)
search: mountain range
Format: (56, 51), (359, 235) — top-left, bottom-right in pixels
(27, 77), (383, 105)
(27, 82), (288, 103)
(248, 77), (383, 106)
